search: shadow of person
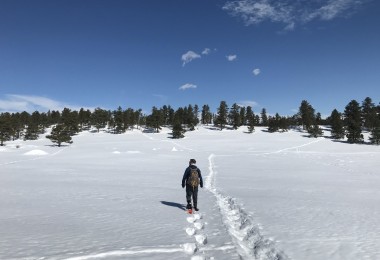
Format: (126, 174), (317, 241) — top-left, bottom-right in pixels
(160, 201), (186, 211)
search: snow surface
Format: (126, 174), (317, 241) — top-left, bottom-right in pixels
(0, 127), (379, 260)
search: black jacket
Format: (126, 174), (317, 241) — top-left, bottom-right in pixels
(182, 165), (203, 188)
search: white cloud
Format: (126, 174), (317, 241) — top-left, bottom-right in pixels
(305, 0), (363, 21)
(0, 94), (90, 113)
(226, 54), (237, 61)
(181, 51), (201, 66)
(179, 83), (197, 91)
(238, 100), (259, 107)
(252, 68), (261, 76)
(202, 48), (211, 55)
(223, 0), (366, 31)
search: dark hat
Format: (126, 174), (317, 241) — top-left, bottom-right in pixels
(189, 159), (196, 164)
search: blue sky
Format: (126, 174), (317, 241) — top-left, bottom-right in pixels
(0, 0), (379, 116)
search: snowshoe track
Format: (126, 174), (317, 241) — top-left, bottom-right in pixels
(206, 153), (289, 260)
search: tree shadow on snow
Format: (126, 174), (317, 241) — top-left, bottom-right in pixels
(160, 201), (186, 211)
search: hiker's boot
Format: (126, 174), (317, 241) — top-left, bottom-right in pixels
(186, 203), (192, 209)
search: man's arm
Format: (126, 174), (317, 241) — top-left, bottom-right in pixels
(182, 167), (189, 187)
(198, 169), (203, 188)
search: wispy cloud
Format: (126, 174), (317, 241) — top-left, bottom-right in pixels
(252, 68), (261, 76)
(179, 83), (197, 91)
(181, 51), (201, 66)
(0, 94), (90, 113)
(238, 100), (259, 107)
(202, 48), (211, 55)
(226, 54), (238, 61)
(223, 0), (367, 31)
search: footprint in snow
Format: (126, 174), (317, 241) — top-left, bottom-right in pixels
(194, 222), (204, 230)
(191, 256), (206, 260)
(186, 227), (196, 236)
(195, 234), (207, 245)
(183, 243), (197, 255)
(187, 216), (196, 223)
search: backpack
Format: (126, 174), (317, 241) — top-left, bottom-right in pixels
(188, 167), (199, 188)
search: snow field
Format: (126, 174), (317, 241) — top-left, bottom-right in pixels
(1, 126), (379, 259)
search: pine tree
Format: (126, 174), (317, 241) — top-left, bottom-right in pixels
(260, 108), (268, 126)
(279, 116), (290, 132)
(0, 113), (12, 146)
(299, 100), (315, 131)
(268, 114), (281, 132)
(78, 108), (92, 130)
(246, 106), (255, 133)
(361, 97), (377, 130)
(215, 101), (228, 130)
(112, 106), (124, 134)
(229, 103), (241, 129)
(172, 111), (185, 139)
(240, 106), (246, 126)
(330, 109), (345, 139)
(91, 108), (109, 132)
(146, 106), (163, 133)
(369, 117), (380, 145)
(61, 108), (79, 135)
(46, 124), (73, 147)
(344, 100), (363, 143)
(308, 124), (323, 138)
(201, 105), (212, 125)
(24, 123), (40, 140)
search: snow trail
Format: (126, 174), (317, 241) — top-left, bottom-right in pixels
(205, 154), (289, 260)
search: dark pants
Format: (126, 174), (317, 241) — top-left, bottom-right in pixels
(186, 185), (198, 208)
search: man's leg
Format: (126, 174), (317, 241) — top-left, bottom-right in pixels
(186, 185), (193, 208)
(192, 187), (198, 210)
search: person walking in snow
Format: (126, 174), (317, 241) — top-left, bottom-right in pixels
(182, 159), (203, 211)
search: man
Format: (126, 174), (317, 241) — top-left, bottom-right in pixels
(182, 159), (203, 211)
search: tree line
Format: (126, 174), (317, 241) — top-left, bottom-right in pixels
(0, 97), (379, 146)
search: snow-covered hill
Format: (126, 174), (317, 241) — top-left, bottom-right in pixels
(1, 126), (379, 260)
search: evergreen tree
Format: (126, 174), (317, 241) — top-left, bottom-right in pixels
(172, 111), (185, 139)
(186, 104), (197, 130)
(267, 114), (280, 133)
(112, 106), (124, 134)
(240, 106), (246, 126)
(146, 106), (163, 133)
(308, 124), (323, 138)
(255, 115), (260, 126)
(344, 100), (363, 143)
(369, 117), (380, 145)
(50, 110), (61, 125)
(10, 113), (25, 140)
(229, 103), (241, 129)
(201, 105), (212, 125)
(246, 106), (255, 133)
(91, 108), (109, 132)
(78, 108), (92, 130)
(299, 100), (315, 131)
(61, 108), (79, 135)
(0, 113), (12, 146)
(330, 109), (345, 139)
(215, 101), (228, 130)
(260, 108), (268, 126)
(46, 124), (73, 147)
(279, 116), (290, 132)
(24, 113), (40, 141)
(193, 104), (200, 126)
(361, 97), (377, 130)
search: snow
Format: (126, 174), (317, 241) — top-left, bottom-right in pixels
(23, 149), (49, 156)
(0, 126), (379, 260)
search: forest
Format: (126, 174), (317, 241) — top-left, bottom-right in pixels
(0, 97), (379, 146)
